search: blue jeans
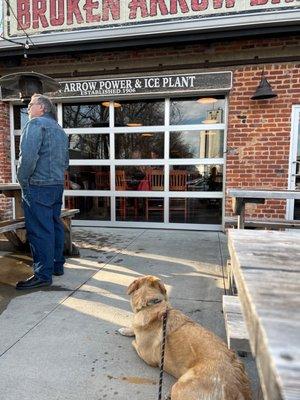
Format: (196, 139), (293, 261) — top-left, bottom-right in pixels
(22, 185), (65, 282)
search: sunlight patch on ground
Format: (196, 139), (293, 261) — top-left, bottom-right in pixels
(64, 296), (132, 327)
(100, 246), (218, 271)
(81, 284), (129, 302)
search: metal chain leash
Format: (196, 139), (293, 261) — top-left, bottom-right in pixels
(158, 310), (168, 400)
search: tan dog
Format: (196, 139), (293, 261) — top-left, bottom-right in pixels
(120, 275), (252, 400)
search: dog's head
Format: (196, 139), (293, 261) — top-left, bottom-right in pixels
(127, 275), (167, 313)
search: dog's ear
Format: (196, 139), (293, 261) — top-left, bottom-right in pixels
(152, 279), (167, 296)
(127, 278), (141, 295)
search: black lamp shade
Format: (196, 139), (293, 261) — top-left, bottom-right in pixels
(251, 76), (277, 100)
(0, 72), (60, 103)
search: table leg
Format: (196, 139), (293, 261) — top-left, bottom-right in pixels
(14, 192), (24, 218)
(237, 206), (245, 229)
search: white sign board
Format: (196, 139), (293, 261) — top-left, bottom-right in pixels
(4, 0), (300, 37)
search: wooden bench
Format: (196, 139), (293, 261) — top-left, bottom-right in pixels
(227, 189), (300, 229)
(222, 295), (250, 355)
(0, 208), (80, 256)
(225, 216), (300, 230)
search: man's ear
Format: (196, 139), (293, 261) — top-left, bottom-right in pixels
(127, 278), (141, 295)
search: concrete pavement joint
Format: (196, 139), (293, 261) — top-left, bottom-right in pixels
(170, 297), (221, 303)
(217, 232), (228, 294)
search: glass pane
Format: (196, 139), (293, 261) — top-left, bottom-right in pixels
(63, 103), (109, 128)
(14, 136), (21, 159)
(115, 166), (164, 191)
(115, 99), (164, 126)
(64, 196), (110, 220)
(116, 197), (164, 222)
(296, 118), (300, 190)
(170, 97), (225, 125)
(169, 165), (223, 192)
(294, 200), (300, 220)
(65, 166), (110, 190)
(68, 134), (109, 159)
(115, 132), (164, 159)
(170, 130), (224, 159)
(13, 105), (29, 129)
(169, 198), (222, 224)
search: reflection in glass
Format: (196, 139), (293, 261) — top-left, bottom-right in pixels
(68, 134), (109, 159)
(115, 99), (164, 126)
(116, 166), (164, 191)
(293, 121), (300, 219)
(170, 97), (225, 125)
(64, 196), (110, 220)
(169, 198), (222, 224)
(115, 132), (164, 159)
(169, 165), (223, 191)
(13, 105), (29, 129)
(170, 130), (224, 159)
(14, 136), (21, 159)
(65, 166), (110, 190)
(294, 200), (300, 220)
(116, 197), (164, 222)
(63, 103), (109, 128)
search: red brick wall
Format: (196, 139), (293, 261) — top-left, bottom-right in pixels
(0, 101), (13, 219)
(0, 36), (299, 223)
(226, 63), (300, 219)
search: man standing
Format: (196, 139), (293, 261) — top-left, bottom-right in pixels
(16, 94), (69, 290)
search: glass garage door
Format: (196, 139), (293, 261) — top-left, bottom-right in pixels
(12, 96), (226, 230)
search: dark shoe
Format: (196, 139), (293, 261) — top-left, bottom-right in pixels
(53, 270), (64, 276)
(16, 275), (52, 290)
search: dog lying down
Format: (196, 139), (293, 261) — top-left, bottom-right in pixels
(119, 275), (252, 400)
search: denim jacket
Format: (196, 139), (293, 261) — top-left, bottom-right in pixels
(17, 112), (69, 190)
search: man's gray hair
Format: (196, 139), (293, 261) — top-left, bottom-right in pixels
(31, 94), (57, 118)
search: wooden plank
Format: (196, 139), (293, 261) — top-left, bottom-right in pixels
(228, 229), (300, 400)
(227, 189), (300, 200)
(60, 209), (80, 218)
(223, 295), (250, 353)
(225, 217), (300, 229)
(0, 221), (25, 233)
(0, 183), (21, 191)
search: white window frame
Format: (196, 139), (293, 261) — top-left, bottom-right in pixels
(12, 96), (227, 231)
(287, 105), (300, 219)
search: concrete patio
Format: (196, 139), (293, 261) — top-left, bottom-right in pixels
(0, 228), (258, 399)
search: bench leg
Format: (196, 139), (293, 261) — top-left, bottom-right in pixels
(61, 217), (80, 257)
(226, 260), (237, 295)
(3, 230), (28, 250)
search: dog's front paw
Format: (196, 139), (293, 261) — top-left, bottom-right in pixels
(118, 327), (135, 337)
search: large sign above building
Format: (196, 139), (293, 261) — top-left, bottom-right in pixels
(4, 0), (300, 37)
(0, 71), (232, 100)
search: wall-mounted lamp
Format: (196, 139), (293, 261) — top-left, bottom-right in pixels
(141, 133), (153, 137)
(197, 97), (218, 104)
(251, 72), (277, 100)
(0, 72), (60, 103)
(127, 122), (143, 127)
(101, 101), (121, 108)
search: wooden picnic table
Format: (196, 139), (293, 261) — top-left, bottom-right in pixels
(0, 183), (80, 255)
(228, 229), (300, 400)
(227, 189), (300, 228)
(0, 183), (23, 218)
